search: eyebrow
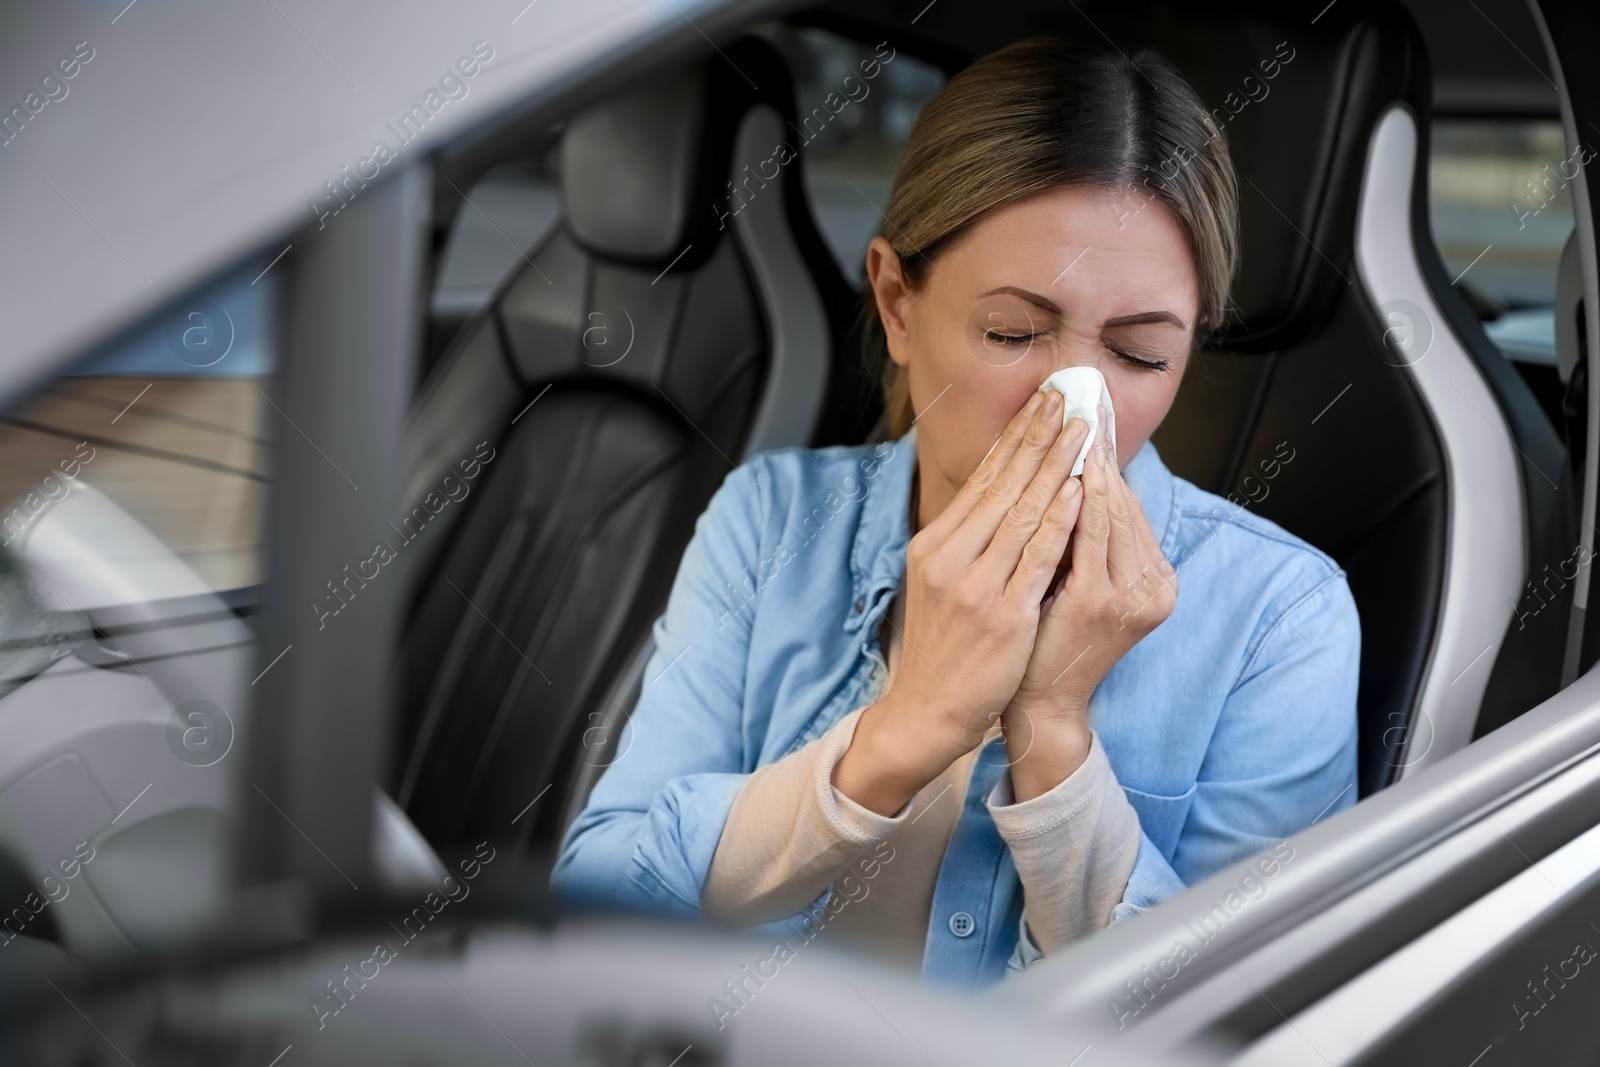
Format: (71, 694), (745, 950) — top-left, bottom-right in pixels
(980, 287), (1186, 330)
(983, 286), (1062, 314)
(1104, 310), (1187, 329)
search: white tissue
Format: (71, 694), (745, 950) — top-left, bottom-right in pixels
(1037, 366), (1117, 476)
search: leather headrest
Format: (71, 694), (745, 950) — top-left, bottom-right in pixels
(561, 66), (708, 264)
(560, 38), (798, 269)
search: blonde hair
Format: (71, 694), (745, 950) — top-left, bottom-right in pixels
(866, 38), (1240, 439)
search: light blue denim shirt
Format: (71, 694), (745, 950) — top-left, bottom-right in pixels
(553, 424), (1360, 990)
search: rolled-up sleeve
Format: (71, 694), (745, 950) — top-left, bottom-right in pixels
(988, 729), (1142, 960)
(552, 459), (771, 916)
(702, 705), (909, 925)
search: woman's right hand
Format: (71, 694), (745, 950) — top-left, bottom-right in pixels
(831, 390), (1091, 815)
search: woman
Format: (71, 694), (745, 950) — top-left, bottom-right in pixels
(554, 38), (1359, 990)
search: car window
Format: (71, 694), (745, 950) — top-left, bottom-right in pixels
(756, 24), (946, 285)
(5, 263), (272, 596)
(0, 262), (272, 955)
(1429, 118), (1577, 370)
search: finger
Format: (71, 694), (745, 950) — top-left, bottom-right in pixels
(1127, 489), (1179, 591)
(1122, 482), (1167, 564)
(1103, 447), (1144, 587)
(943, 390), (1068, 564)
(922, 390), (1046, 544)
(1108, 458), (1171, 575)
(1002, 464), (1085, 605)
(1070, 431), (1114, 577)
(974, 415), (1089, 585)
(1112, 475), (1177, 614)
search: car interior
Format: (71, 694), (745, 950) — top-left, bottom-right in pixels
(387, 0), (1580, 867)
(3, 0), (1599, 1061)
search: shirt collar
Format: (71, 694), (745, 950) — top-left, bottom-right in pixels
(845, 425), (919, 632)
(843, 424), (1176, 633)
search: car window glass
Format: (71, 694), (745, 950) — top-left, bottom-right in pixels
(0, 262), (272, 954)
(17, 265), (274, 593)
(757, 25), (946, 284)
(1429, 118), (1576, 370)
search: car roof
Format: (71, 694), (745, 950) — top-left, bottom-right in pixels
(0, 0), (738, 405)
(0, 0), (1561, 408)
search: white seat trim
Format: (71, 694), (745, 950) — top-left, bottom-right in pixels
(1354, 105), (1526, 774)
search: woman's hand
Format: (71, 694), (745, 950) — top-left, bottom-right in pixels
(1001, 426), (1179, 801)
(832, 390), (1089, 815)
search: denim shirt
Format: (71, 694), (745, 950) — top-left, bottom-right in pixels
(553, 424), (1360, 991)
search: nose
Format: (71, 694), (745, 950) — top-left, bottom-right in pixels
(1035, 365), (1116, 471)
(1042, 347), (1112, 381)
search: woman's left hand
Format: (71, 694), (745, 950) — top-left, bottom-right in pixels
(1000, 424), (1179, 799)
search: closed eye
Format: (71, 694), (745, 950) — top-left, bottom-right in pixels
(1106, 342), (1170, 371)
(985, 330), (1043, 346)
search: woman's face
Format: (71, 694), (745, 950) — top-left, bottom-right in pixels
(867, 184), (1201, 519)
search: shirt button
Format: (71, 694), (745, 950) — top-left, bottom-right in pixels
(948, 911), (976, 938)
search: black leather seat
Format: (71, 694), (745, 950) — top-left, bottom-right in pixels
(393, 38), (856, 854)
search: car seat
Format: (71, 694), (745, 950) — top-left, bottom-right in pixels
(393, 37), (856, 853)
